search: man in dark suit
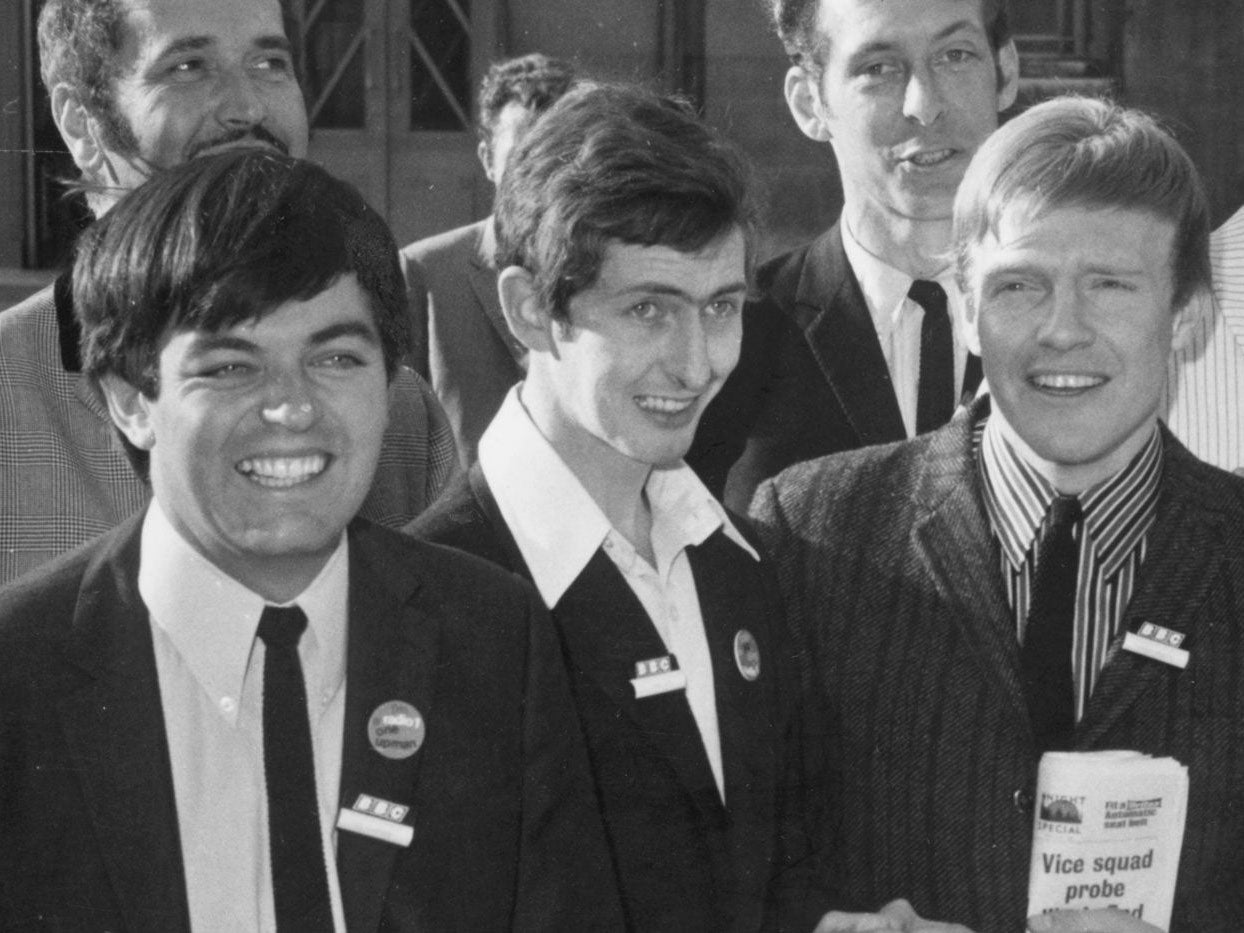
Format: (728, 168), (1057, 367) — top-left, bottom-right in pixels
(689, 0), (1020, 510)
(753, 98), (1243, 933)
(402, 53), (575, 466)
(409, 83), (814, 931)
(0, 150), (621, 932)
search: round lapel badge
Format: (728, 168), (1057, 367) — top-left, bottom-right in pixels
(734, 629), (761, 681)
(368, 701), (426, 760)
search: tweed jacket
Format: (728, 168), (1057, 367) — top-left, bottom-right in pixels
(0, 278), (459, 585)
(408, 464), (819, 932)
(689, 222), (980, 512)
(750, 396), (1244, 932)
(402, 218), (525, 466)
(0, 514), (623, 931)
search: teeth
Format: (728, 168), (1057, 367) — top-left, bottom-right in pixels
(636, 396), (695, 414)
(1032, 374), (1104, 390)
(907, 149), (953, 166)
(237, 454), (327, 487)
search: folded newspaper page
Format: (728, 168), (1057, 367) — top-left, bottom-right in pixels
(1027, 750), (1189, 931)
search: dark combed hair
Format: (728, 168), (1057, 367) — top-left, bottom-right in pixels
(771, 0), (1012, 75)
(953, 95), (1212, 312)
(38, 0), (300, 152)
(477, 52), (575, 151)
(74, 149), (410, 395)
(494, 81), (761, 320)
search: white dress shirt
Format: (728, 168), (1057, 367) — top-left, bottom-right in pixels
(478, 388), (759, 800)
(841, 220), (970, 437)
(138, 501), (349, 932)
(1166, 205), (1244, 472)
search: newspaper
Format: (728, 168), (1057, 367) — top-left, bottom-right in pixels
(1027, 750), (1189, 931)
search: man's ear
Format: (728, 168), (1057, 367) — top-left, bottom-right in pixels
(784, 65), (832, 142)
(995, 39), (1020, 113)
(51, 83), (108, 181)
(961, 289), (983, 356)
(498, 266), (555, 353)
(98, 373), (156, 451)
(1170, 286), (1210, 354)
(477, 139), (496, 184)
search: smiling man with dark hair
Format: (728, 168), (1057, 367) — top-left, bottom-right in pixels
(0, 149), (620, 932)
(410, 82), (812, 931)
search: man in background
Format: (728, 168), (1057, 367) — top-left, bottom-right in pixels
(0, 0), (457, 586)
(690, 0), (1019, 510)
(403, 52), (575, 465)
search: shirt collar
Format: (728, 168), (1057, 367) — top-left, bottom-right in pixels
(138, 500), (349, 725)
(478, 387), (757, 606)
(978, 414), (1163, 578)
(840, 217), (959, 333)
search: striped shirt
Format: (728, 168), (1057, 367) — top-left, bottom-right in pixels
(977, 415), (1162, 720)
(1165, 205), (1244, 472)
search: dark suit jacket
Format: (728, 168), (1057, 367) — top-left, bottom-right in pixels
(751, 397), (1244, 933)
(408, 465), (817, 932)
(689, 222), (979, 513)
(0, 513), (622, 932)
(402, 218), (525, 467)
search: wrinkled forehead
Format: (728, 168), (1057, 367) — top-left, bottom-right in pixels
(116, 0), (289, 64)
(815, 0), (990, 57)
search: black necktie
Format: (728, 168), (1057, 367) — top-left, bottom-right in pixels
(257, 605), (334, 932)
(1021, 496), (1083, 754)
(909, 279), (954, 434)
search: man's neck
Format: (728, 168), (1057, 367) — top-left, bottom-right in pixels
(844, 199), (954, 279)
(519, 385), (657, 565)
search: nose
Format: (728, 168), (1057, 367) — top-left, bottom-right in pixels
(902, 64), (946, 126)
(667, 312), (714, 392)
(260, 374), (318, 431)
(215, 66), (267, 128)
(1036, 287), (1095, 350)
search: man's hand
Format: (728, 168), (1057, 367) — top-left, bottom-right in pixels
(813, 899), (977, 932)
(1027, 908), (1162, 933)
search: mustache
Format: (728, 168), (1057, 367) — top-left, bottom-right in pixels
(187, 125), (290, 159)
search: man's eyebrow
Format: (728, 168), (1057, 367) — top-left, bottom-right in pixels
(152, 35), (213, 59)
(308, 321), (382, 346)
(152, 33), (292, 59)
(620, 280), (749, 302)
(184, 333), (257, 355)
(847, 20), (983, 61)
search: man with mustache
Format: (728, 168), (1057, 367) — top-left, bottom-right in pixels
(0, 0), (458, 586)
(689, 0), (1019, 510)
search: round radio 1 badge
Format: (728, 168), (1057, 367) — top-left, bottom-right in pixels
(368, 700), (426, 760)
(734, 629), (760, 681)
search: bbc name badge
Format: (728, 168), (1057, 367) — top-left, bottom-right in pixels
(630, 654), (686, 699)
(336, 793), (414, 847)
(1122, 622), (1189, 669)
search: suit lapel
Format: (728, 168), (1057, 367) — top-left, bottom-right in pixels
(555, 550), (724, 819)
(469, 219), (525, 364)
(1078, 440), (1233, 746)
(336, 523), (437, 933)
(690, 536), (773, 814)
(467, 463), (532, 576)
(792, 225), (907, 446)
(909, 402), (1029, 727)
(58, 517), (192, 933)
